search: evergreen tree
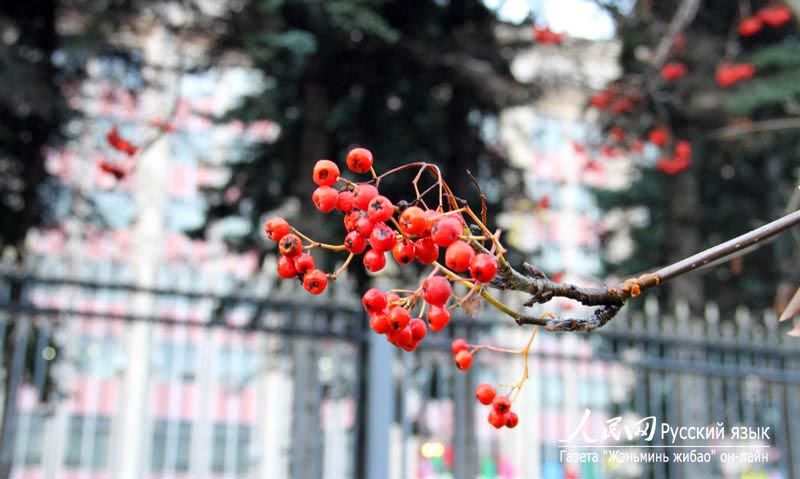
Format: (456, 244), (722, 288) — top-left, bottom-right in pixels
(202, 0), (532, 276)
(592, 0), (800, 314)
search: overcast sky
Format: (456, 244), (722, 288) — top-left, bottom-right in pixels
(484, 0), (617, 40)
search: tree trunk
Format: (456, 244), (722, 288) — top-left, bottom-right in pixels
(666, 169), (704, 312)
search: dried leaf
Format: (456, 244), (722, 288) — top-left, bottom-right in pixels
(461, 291), (482, 318)
(779, 287), (800, 322)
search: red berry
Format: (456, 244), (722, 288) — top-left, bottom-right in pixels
(455, 350), (473, 370)
(398, 206), (429, 236)
(431, 217), (462, 246)
(409, 318), (427, 341)
(470, 253), (498, 283)
(363, 249), (387, 272)
(353, 184), (379, 210)
(388, 306), (411, 330)
(278, 233), (303, 257)
(445, 240), (475, 273)
(392, 239), (415, 265)
(757, 6), (792, 28)
(475, 384), (496, 405)
(362, 288), (387, 314)
(312, 159), (340, 186)
(367, 195), (394, 223)
(369, 223), (397, 252)
(386, 292), (400, 304)
(414, 237), (439, 264)
(344, 231), (367, 254)
(264, 217), (291, 241)
(505, 411), (519, 428)
(427, 306), (451, 331)
(492, 395), (511, 414)
(356, 216), (375, 238)
(451, 338), (468, 355)
(422, 276), (451, 307)
(660, 62), (687, 82)
(488, 410), (506, 429)
(302, 269), (328, 295)
(392, 326), (413, 349)
(343, 211), (361, 232)
(293, 253), (315, 275)
(369, 312), (390, 334)
(648, 126), (670, 147)
(312, 186), (338, 213)
(277, 255), (298, 278)
(401, 340), (419, 352)
(739, 16), (763, 37)
(346, 147), (374, 174)
(336, 191), (355, 212)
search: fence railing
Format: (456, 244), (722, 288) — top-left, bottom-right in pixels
(0, 272), (798, 479)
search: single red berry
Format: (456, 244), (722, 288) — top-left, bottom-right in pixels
(386, 292), (401, 305)
(392, 239), (415, 265)
(293, 253), (315, 275)
(422, 276), (451, 307)
(277, 255), (298, 279)
(431, 217), (462, 247)
(346, 147), (373, 174)
(492, 395), (511, 414)
(369, 223), (397, 252)
(264, 217), (291, 241)
(648, 126), (670, 147)
(388, 306), (411, 330)
(356, 216), (375, 238)
(312, 186), (338, 213)
(312, 159), (340, 186)
(278, 233), (303, 257)
(336, 191), (355, 212)
(455, 350), (473, 370)
(660, 62), (687, 82)
(302, 269), (328, 295)
(445, 240), (475, 273)
(470, 253), (498, 283)
(391, 325), (413, 348)
(401, 340), (419, 352)
(362, 288), (387, 314)
(353, 184), (379, 210)
(344, 231), (367, 254)
(343, 211), (361, 232)
(367, 195), (394, 223)
(757, 6), (792, 28)
(475, 383), (496, 405)
(398, 206), (429, 236)
(739, 16), (763, 37)
(369, 312), (390, 334)
(427, 306), (451, 331)
(451, 338), (468, 355)
(422, 209), (439, 235)
(414, 237), (439, 264)
(409, 318), (427, 341)
(363, 249), (387, 272)
(488, 409), (506, 429)
(505, 411), (519, 429)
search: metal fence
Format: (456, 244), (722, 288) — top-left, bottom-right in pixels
(0, 272), (798, 479)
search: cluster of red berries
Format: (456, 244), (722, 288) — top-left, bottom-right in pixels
(474, 383), (518, 429)
(655, 140), (692, 176)
(739, 5), (792, 37)
(532, 26), (565, 45)
(265, 147), (501, 352)
(715, 63), (756, 88)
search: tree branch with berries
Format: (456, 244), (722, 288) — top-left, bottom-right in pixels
(263, 147), (800, 429)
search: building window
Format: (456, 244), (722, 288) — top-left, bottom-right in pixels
(211, 423), (251, 475)
(150, 420), (192, 472)
(64, 415), (111, 470)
